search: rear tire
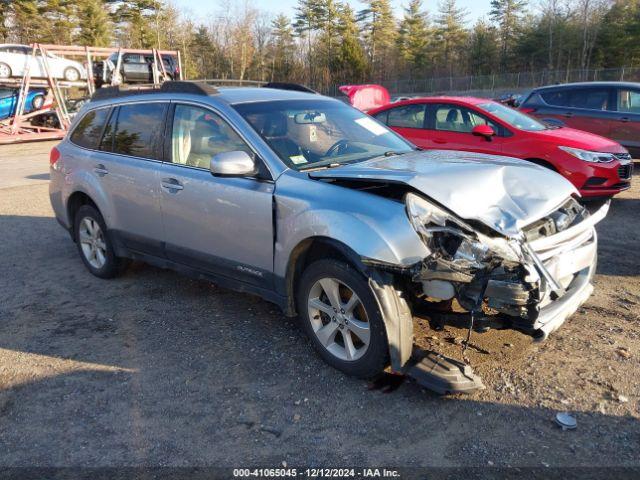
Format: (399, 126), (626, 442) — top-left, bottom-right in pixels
(31, 94), (44, 110)
(297, 259), (389, 378)
(63, 67), (80, 82)
(0, 62), (11, 78)
(73, 205), (128, 279)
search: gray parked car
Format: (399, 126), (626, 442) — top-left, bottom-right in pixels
(49, 82), (607, 388)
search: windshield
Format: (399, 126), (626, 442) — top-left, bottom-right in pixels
(233, 99), (414, 170)
(479, 102), (548, 131)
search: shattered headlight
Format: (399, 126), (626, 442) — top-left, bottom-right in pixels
(405, 192), (491, 269)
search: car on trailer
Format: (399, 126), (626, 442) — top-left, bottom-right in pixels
(0, 87), (47, 120)
(94, 52), (179, 87)
(49, 82), (607, 393)
(369, 96), (632, 199)
(0, 44), (87, 82)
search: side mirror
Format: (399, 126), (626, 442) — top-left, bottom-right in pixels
(210, 150), (257, 177)
(472, 124), (495, 141)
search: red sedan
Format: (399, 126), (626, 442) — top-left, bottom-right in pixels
(369, 97), (633, 198)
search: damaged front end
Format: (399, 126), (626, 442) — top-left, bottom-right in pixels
(364, 192), (605, 394)
(403, 192), (604, 340)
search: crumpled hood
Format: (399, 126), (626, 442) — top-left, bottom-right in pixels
(308, 150), (578, 237)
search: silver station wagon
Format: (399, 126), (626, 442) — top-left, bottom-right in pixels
(49, 82), (607, 392)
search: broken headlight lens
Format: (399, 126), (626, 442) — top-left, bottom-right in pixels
(405, 192), (490, 268)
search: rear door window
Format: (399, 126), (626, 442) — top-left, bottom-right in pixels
(568, 88), (611, 110)
(70, 108), (111, 149)
(111, 103), (168, 159)
(386, 104), (426, 128)
(124, 54), (145, 64)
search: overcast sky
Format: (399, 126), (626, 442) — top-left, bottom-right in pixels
(172, 0), (493, 25)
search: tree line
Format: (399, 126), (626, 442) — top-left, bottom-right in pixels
(1, 0), (640, 92)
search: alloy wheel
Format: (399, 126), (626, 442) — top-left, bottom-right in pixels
(307, 277), (371, 361)
(65, 68), (80, 82)
(78, 217), (107, 269)
(0, 64), (10, 78)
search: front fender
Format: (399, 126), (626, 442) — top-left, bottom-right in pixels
(273, 171), (428, 282)
(274, 172), (427, 370)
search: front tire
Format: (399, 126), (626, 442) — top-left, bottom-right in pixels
(63, 67), (80, 82)
(297, 259), (389, 378)
(74, 205), (127, 278)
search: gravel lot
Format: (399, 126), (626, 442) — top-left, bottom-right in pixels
(0, 141), (638, 468)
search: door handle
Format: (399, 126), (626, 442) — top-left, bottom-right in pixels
(161, 178), (184, 191)
(94, 164), (108, 176)
(433, 138), (447, 144)
(620, 117), (630, 123)
(562, 112), (574, 118)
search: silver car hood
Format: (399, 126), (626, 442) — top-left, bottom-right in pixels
(308, 150), (578, 237)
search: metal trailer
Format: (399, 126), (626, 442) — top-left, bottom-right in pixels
(0, 44), (182, 144)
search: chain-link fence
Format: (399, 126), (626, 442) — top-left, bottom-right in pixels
(376, 67), (640, 96)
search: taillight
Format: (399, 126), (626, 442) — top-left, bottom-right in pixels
(520, 107), (536, 114)
(50, 146), (61, 167)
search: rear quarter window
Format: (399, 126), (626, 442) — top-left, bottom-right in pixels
(70, 108), (110, 149)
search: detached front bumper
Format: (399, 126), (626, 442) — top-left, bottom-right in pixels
(531, 246), (595, 340)
(527, 202), (607, 338)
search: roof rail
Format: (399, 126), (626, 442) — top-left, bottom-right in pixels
(262, 82), (318, 94)
(91, 81), (219, 102)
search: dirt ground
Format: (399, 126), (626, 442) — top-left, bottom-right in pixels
(0, 140), (638, 468)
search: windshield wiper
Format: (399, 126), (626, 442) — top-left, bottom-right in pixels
(299, 162), (342, 172)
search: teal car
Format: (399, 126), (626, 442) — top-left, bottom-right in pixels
(0, 87), (46, 120)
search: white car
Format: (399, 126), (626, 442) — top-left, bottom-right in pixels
(0, 44), (87, 82)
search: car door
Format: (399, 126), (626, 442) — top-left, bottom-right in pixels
(87, 102), (168, 255)
(122, 54), (150, 82)
(423, 103), (506, 155)
(610, 87), (640, 155)
(535, 87), (615, 137)
(155, 102), (275, 288)
(373, 103), (428, 147)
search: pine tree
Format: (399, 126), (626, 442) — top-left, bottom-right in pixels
(490, 0), (527, 71)
(12, 0), (40, 43)
(77, 0), (112, 46)
(334, 3), (369, 83)
(294, 0), (324, 81)
(397, 0), (430, 73)
(113, 0), (163, 49)
(358, 0), (397, 80)
(269, 14), (297, 80)
(0, 0), (9, 42)
(434, 0), (468, 75)
(468, 19), (499, 74)
(39, 0), (77, 44)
